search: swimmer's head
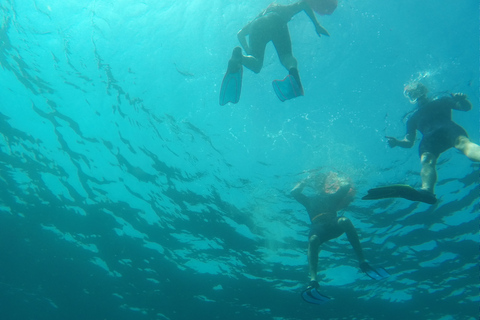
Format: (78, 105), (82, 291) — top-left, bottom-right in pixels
(306, 0), (338, 15)
(404, 82), (428, 103)
(314, 171), (355, 209)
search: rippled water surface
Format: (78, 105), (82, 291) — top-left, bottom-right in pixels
(0, 1), (478, 319)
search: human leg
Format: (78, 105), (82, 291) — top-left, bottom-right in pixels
(337, 217), (365, 264)
(307, 220), (343, 282)
(420, 152), (438, 193)
(272, 24), (296, 70)
(241, 49), (265, 73)
(337, 217), (390, 280)
(455, 135), (480, 161)
(307, 234), (321, 281)
(241, 18), (269, 73)
(278, 51), (298, 72)
(272, 25), (304, 93)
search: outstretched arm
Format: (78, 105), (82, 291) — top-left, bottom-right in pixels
(451, 93), (472, 111)
(386, 117), (416, 149)
(291, 179), (310, 208)
(301, 1), (330, 36)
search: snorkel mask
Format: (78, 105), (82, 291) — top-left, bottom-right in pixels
(403, 83), (428, 104)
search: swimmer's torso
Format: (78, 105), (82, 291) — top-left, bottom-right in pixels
(411, 97), (455, 135)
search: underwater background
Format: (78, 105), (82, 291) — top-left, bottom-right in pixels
(0, 0), (478, 319)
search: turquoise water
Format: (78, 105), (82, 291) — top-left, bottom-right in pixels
(0, 0), (478, 319)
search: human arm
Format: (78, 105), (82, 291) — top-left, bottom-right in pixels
(301, 1), (330, 36)
(237, 22), (252, 54)
(291, 178), (310, 208)
(450, 93), (472, 111)
(386, 117), (417, 148)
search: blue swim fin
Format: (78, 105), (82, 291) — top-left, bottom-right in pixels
(302, 287), (331, 305)
(219, 47), (243, 106)
(272, 74), (303, 102)
(219, 67), (242, 106)
(360, 262), (390, 280)
(301, 282), (331, 305)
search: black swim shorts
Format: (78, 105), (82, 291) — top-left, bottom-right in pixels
(309, 216), (343, 243)
(418, 123), (468, 157)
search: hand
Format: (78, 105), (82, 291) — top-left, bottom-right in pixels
(291, 178), (307, 193)
(298, 177), (310, 187)
(385, 136), (398, 148)
(315, 24), (330, 37)
(451, 93), (467, 101)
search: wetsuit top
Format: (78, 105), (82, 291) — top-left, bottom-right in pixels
(407, 97), (458, 136)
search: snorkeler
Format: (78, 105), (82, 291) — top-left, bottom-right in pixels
(363, 82), (480, 205)
(291, 171), (389, 305)
(219, 0), (337, 105)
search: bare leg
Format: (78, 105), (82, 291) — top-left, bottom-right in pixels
(338, 217), (365, 264)
(241, 22), (268, 73)
(272, 24), (304, 94)
(277, 50), (304, 92)
(420, 152), (438, 193)
(277, 53), (304, 96)
(455, 136), (480, 161)
(279, 53), (298, 71)
(272, 22), (296, 72)
(241, 55), (263, 73)
(228, 46), (264, 74)
(308, 234), (321, 281)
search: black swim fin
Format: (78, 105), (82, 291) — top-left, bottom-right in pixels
(301, 281), (331, 305)
(362, 184), (437, 204)
(360, 262), (390, 280)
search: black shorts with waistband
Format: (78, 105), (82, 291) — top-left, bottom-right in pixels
(418, 123), (468, 157)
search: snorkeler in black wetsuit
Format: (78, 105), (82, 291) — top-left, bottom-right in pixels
(384, 83), (480, 202)
(291, 171), (389, 304)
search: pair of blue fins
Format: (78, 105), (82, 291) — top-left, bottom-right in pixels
(219, 48), (303, 105)
(302, 262), (390, 305)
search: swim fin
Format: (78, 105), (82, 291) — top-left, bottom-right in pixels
(301, 281), (331, 305)
(272, 69), (304, 102)
(219, 47), (243, 106)
(362, 184), (437, 204)
(360, 262), (390, 280)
